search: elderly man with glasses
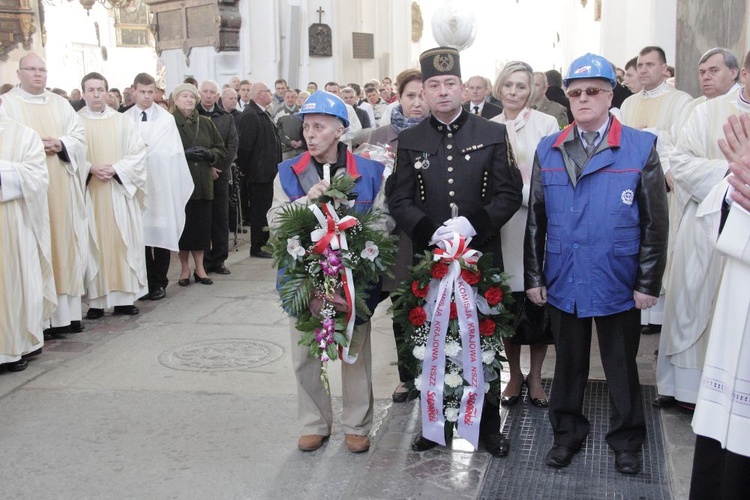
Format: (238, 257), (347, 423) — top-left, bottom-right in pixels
(525, 53), (668, 475)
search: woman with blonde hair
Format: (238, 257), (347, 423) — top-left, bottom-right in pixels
(491, 61), (559, 409)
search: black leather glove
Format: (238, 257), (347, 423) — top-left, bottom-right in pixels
(199, 148), (215, 163)
(184, 146), (203, 161)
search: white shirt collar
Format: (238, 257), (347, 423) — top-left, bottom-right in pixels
(641, 80), (669, 98)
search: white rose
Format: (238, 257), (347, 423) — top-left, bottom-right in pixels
(412, 344), (426, 361)
(445, 407), (459, 422)
(360, 241), (379, 261)
(482, 350), (495, 365)
(286, 236), (306, 260)
(445, 371), (463, 388)
(445, 341), (462, 358)
(414, 376), (422, 390)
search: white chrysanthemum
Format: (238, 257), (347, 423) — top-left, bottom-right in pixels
(445, 371), (463, 388)
(412, 345), (426, 360)
(414, 376), (422, 391)
(444, 341), (462, 358)
(482, 350), (495, 365)
(445, 407), (459, 422)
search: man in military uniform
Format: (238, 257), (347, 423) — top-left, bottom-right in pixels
(388, 46), (523, 457)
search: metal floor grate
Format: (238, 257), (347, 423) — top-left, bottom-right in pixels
(480, 381), (670, 500)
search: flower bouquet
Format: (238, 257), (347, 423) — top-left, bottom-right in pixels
(391, 234), (515, 449)
(354, 143), (395, 180)
(267, 175), (397, 372)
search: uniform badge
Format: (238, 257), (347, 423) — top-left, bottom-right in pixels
(621, 189), (634, 205)
(465, 154), (471, 161)
(414, 153), (430, 170)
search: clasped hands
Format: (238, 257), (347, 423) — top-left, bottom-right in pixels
(90, 164), (116, 181)
(184, 146), (215, 163)
(429, 216), (476, 247)
(41, 136), (62, 156)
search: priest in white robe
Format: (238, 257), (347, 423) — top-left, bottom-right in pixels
(620, 46), (694, 334)
(0, 102), (56, 372)
(78, 73), (148, 318)
(655, 83), (750, 406)
(2, 53), (88, 336)
(124, 73), (193, 301)
(689, 113), (750, 499)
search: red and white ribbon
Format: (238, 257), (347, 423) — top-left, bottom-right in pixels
(310, 202), (359, 364)
(420, 233), (485, 449)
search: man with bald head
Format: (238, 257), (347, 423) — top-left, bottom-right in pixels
(3, 53), (88, 337)
(236, 82), (282, 257)
(221, 87), (239, 118)
(198, 80), (238, 274)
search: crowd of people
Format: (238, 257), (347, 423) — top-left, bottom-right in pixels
(1, 41), (749, 496)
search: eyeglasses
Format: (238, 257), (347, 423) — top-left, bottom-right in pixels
(567, 87), (611, 98)
(19, 67), (48, 73)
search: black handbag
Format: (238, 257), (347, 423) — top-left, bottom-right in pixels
(511, 296), (553, 345)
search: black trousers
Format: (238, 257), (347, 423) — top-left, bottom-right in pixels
(690, 435), (750, 500)
(239, 175), (251, 225)
(204, 177), (229, 269)
(548, 306), (645, 451)
(145, 246), (171, 291)
(248, 181), (273, 253)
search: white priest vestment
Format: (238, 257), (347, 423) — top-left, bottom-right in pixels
(692, 180), (750, 457)
(656, 90), (749, 403)
(620, 80), (693, 327)
(2, 87), (88, 328)
(79, 106), (148, 308)
(0, 115), (56, 362)
(124, 104), (193, 251)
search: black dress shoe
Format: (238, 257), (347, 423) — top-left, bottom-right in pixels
(138, 293), (151, 301)
(69, 321), (84, 333)
(640, 324), (662, 335)
(86, 308), (105, 320)
(178, 278), (190, 287)
(113, 305), (139, 315)
(193, 272), (213, 285)
(214, 265), (231, 275)
(614, 450), (641, 474)
(392, 385), (419, 403)
(251, 250), (273, 259)
(545, 444), (580, 468)
(411, 433), (439, 451)
(500, 383), (523, 407)
(150, 287), (166, 300)
(4, 359), (29, 372)
(482, 432), (510, 457)
(524, 378), (549, 408)
(652, 395), (676, 408)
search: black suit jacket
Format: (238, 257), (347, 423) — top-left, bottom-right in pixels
(463, 101), (503, 120)
(236, 100), (282, 183)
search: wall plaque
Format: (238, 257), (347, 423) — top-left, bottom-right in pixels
(351, 32), (373, 59)
(308, 6), (331, 57)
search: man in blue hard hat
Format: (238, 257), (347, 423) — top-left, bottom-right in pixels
(267, 90), (390, 454)
(524, 53), (669, 474)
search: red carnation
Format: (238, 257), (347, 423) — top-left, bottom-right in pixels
(411, 281), (429, 298)
(450, 302), (458, 320)
(409, 306), (427, 326)
(431, 262), (449, 280)
(484, 287), (504, 306)
(461, 268), (481, 285)
(479, 318), (496, 336)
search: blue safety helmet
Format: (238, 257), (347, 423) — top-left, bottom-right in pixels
(295, 90), (350, 128)
(563, 53), (618, 89)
